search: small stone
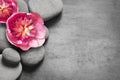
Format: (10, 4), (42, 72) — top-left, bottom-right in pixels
(29, 0), (63, 21)
(45, 27), (49, 39)
(17, 0), (29, 12)
(0, 55), (22, 80)
(0, 24), (11, 51)
(2, 48), (21, 66)
(21, 46), (45, 66)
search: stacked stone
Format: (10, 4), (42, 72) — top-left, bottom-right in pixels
(0, 0), (63, 79)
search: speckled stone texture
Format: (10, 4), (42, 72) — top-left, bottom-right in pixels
(18, 0), (120, 80)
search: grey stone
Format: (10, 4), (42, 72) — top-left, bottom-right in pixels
(21, 46), (45, 66)
(0, 24), (11, 51)
(17, 0), (29, 12)
(2, 48), (21, 66)
(29, 0), (63, 21)
(0, 55), (22, 80)
(45, 27), (49, 39)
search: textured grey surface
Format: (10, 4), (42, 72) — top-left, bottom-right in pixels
(19, 0), (120, 80)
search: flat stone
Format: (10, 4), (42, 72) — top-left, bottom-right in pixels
(45, 27), (49, 39)
(21, 46), (45, 66)
(0, 24), (11, 51)
(0, 55), (22, 80)
(2, 48), (21, 66)
(17, 0), (29, 12)
(29, 0), (63, 21)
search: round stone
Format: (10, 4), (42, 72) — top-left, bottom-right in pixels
(21, 46), (45, 66)
(17, 0), (29, 12)
(29, 0), (63, 21)
(0, 24), (11, 52)
(0, 55), (22, 80)
(2, 48), (21, 66)
(45, 27), (49, 39)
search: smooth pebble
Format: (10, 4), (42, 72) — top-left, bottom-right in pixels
(29, 0), (63, 21)
(17, 0), (29, 12)
(0, 24), (11, 51)
(0, 55), (22, 80)
(2, 48), (21, 66)
(21, 46), (45, 66)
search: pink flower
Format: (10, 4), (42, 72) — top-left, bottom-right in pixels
(0, 0), (18, 23)
(6, 12), (46, 51)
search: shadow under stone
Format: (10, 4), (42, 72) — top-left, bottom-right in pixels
(21, 56), (44, 73)
(2, 57), (19, 68)
(45, 12), (63, 28)
(16, 72), (22, 80)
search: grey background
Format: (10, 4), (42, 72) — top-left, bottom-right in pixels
(19, 0), (120, 80)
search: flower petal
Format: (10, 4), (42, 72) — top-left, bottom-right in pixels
(29, 39), (45, 48)
(6, 12), (46, 51)
(0, 0), (18, 23)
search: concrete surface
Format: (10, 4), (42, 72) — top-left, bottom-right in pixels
(19, 0), (120, 80)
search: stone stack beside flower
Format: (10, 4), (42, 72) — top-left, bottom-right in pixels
(0, 0), (63, 79)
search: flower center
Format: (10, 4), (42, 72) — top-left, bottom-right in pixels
(0, 2), (12, 17)
(13, 17), (35, 39)
(19, 25), (33, 37)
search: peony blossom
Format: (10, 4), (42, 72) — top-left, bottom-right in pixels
(0, 0), (18, 23)
(6, 12), (46, 51)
